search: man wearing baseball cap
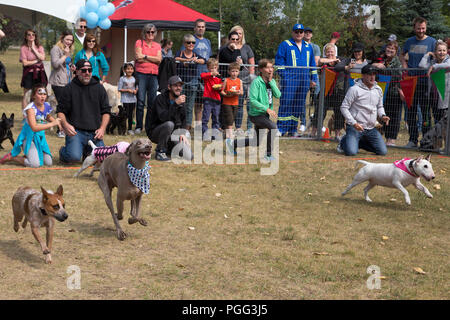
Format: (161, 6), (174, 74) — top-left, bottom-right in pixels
(57, 59), (110, 163)
(338, 64), (390, 156)
(275, 23), (318, 137)
(146, 75), (192, 161)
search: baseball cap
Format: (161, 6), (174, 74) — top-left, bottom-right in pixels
(388, 34), (397, 41)
(331, 32), (340, 39)
(352, 42), (364, 52)
(304, 27), (313, 33)
(168, 75), (184, 86)
(292, 23), (304, 31)
(361, 64), (379, 75)
(75, 59), (92, 70)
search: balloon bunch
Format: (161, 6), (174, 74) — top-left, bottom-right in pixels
(80, 0), (116, 30)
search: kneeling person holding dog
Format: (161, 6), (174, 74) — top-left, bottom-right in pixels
(338, 64), (390, 156)
(57, 59), (111, 163)
(146, 75), (192, 161)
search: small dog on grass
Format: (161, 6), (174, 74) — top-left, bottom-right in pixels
(342, 155), (435, 205)
(12, 185), (68, 264)
(98, 138), (152, 241)
(0, 112), (14, 149)
(106, 105), (127, 135)
(73, 140), (130, 178)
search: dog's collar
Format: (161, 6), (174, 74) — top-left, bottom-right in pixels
(408, 160), (419, 178)
(127, 161), (151, 194)
(40, 208), (48, 216)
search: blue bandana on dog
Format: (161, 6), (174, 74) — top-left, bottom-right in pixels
(127, 161), (150, 194)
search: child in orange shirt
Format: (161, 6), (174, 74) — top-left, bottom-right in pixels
(221, 62), (243, 144)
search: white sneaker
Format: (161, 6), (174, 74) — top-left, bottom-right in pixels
(235, 128), (245, 136)
(128, 130), (135, 135)
(57, 131), (66, 138)
(299, 124), (306, 133)
(245, 129), (255, 137)
(134, 128), (142, 134)
(276, 130), (282, 137)
(292, 132), (301, 137)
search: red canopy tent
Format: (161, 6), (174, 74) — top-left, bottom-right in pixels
(103, 0), (221, 81)
(110, 0), (220, 31)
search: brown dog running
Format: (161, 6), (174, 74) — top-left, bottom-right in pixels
(12, 185), (68, 264)
(98, 138), (152, 240)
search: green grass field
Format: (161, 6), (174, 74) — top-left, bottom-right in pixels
(0, 48), (449, 300)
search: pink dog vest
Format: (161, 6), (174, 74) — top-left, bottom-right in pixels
(394, 158), (416, 177)
(93, 142), (130, 162)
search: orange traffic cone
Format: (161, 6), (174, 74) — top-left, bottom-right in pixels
(321, 127), (331, 143)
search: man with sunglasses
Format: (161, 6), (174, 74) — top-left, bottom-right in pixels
(73, 18), (87, 58)
(275, 23), (318, 137)
(57, 59), (110, 163)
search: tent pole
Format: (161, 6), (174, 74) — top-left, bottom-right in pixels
(217, 31), (220, 50)
(124, 25), (128, 63)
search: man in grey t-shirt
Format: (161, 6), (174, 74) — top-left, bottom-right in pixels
(304, 27), (321, 133)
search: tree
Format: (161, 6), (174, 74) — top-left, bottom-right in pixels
(402, 0), (450, 40)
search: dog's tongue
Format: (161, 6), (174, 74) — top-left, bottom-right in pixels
(140, 152), (151, 160)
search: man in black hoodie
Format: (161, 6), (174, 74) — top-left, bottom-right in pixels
(146, 75), (191, 161)
(57, 59), (110, 163)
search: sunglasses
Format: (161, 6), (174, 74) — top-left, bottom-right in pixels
(79, 26), (87, 29)
(79, 68), (93, 74)
(27, 33), (36, 37)
(185, 41), (196, 45)
(87, 40), (96, 43)
(230, 38), (239, 41)
(37, 89), (47, 95)
(294, 30), (304, 34)
(146, 30), (156, 34)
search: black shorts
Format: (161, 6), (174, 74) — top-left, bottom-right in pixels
(221, 104), (238, 127)
(21, 71), (48, 90)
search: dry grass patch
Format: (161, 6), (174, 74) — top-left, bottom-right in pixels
(0, 48), (449, 300)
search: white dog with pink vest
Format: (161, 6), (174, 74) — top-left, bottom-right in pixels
(342, 155), (435, 205)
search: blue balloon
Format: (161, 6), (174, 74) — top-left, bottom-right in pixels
(86, 0), (99, 13)
(97, 5), (109, 20)
(98, 18), (111, 30)
(79, 6), (87, 19)
(97, 6), (109, 20)
(86, 12), (99, 28)
(105, 3), (116, 16)
(98, 0), (108, 6)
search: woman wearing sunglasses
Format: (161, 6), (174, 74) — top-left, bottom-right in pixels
(74, 33), (109, 83)
(134, 23), (162, 135)
(20, 29), (48, 109)
(175, 34), (205, 130)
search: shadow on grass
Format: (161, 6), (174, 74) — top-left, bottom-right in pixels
(338, 196), (409, 211)
(0, 93), (23, 103)
(68, 220), (116, 239)
(0, 239), (43, 267)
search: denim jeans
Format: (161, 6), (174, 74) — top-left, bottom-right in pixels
(135, 72), (158, 131)
(341, 125), (387, 156)
(59, 129), (105, 163)
(182, 80), (197, 128)
(235, 82), (252, 130)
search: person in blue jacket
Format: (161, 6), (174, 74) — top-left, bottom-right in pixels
(74, 33), (109, 83)
(275, 23), (318, 136)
